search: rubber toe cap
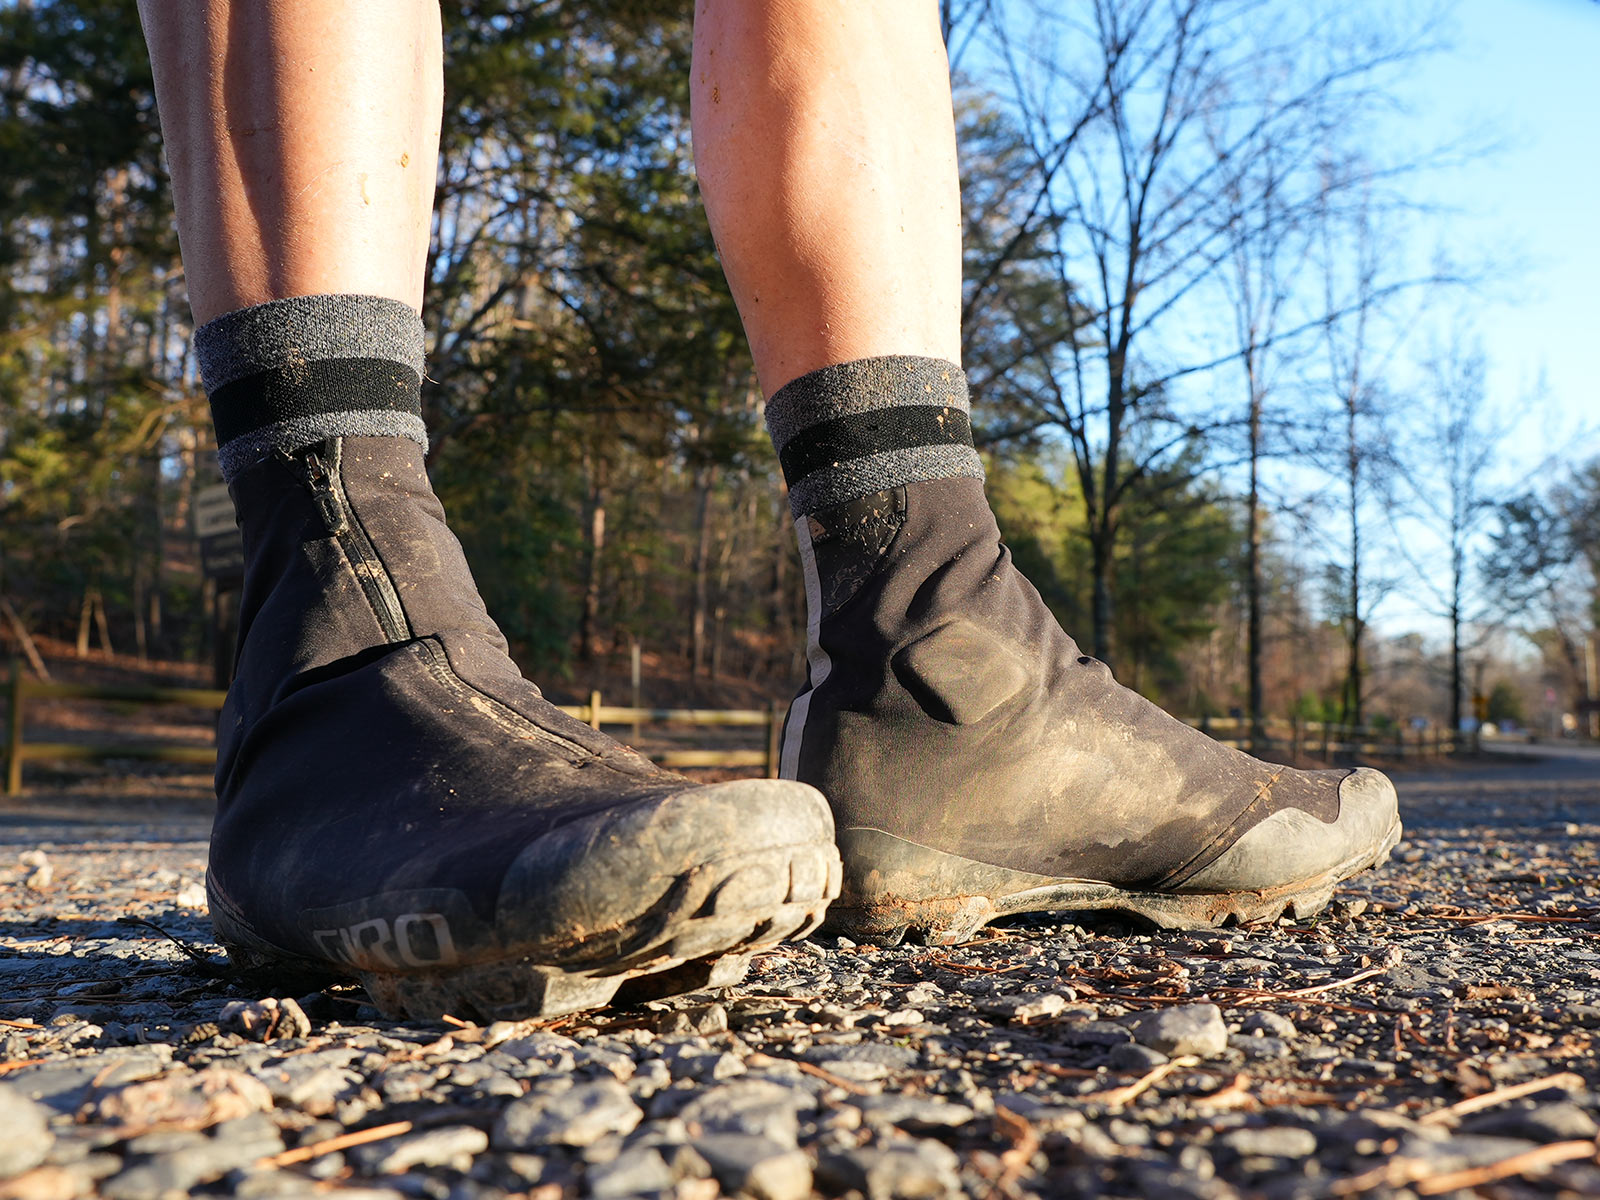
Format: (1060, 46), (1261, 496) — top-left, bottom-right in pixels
(494, 779), (837, 957)
(1179, 766), (1400, 894)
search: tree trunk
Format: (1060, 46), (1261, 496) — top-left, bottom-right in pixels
(77, 589), (93, 658)
(690, 466), (716, 678)
(1089, 526), (1115, 667)
(1343, 396), (1363, 728)
(1246, 385), (1264, 745)
(769, 502), (791, 677)
(1449, 600), (1463, 734)
(579, 460), (607, 663)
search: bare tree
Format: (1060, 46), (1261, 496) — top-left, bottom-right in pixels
(1314, 176), (1411, 728)
(958, 0), (1433, 668)
(1388, 335), (1504, 730)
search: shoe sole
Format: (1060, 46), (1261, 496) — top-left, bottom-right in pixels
(223, 839), (841, 1022)
(823, 819), (1403, 945)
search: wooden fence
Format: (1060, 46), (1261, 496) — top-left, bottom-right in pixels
(3, 659), (1458, 797)
(2, 663), (783, 795)
(1186, 715), (1460, 760)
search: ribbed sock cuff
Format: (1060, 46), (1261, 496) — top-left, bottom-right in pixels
(764, 356), (984, 516)
(195, 294), (428, 481)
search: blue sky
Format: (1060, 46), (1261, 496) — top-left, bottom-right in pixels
(1399, 0), (1598, 462)
(1359, 0), (1599, 641)
(957, 0), (1597, 647)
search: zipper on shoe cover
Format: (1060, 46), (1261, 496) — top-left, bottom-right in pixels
(295, 445), (411, 643)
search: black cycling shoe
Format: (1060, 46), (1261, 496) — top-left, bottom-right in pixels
(781, 477), (1400, 944)
(209, 437), (840, 1020)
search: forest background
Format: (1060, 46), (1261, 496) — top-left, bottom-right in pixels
(1, 0), (1596, 734)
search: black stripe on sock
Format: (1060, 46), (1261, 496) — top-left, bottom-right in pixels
(777, 406), (974, 486)
(209, 357), (422, 446)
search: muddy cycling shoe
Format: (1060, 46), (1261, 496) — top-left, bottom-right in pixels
(780, 477), (1400, 944)
(209, 437), (840, 1020)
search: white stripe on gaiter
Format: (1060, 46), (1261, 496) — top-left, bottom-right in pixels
(780, 515), (833, 781)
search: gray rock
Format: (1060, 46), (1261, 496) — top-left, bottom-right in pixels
(856, 1094), (976, 1132)
(991, 1095), (1085, 1134)
(1569, 1004), (1600, 1027)
(0, 1085), (54, 1177)
(678, 1080), (812, 1149)
(985, 992), (1072, 1022)
(350, 1126), (488, 1174)
(693, 1133), (813, 1200)
(1239, 1011), (1297, 1039)
(261, 1063), (359, 1114)
(3, 1056), (165, 1113)
(579, 1131), (625, 1166)
(1462, 1102), (1599, 1143)
(1228, 1034), (1290, 1061)
(586, 1145), (676, 1197)
(494, 1079), (642, 1149)
(902, 984), (944, 1007)
(122, 1129), (209, 1156)
(219, 998), (312, 1043)
(491, 1030), (581, 1073)
(627, 1058), (673, 1100)
(808, 1058), (891, 1084)
(1108, 1118), (1151, 1147)
(1123, 1004), (1228, 1058)
(672, 1050), (747, 1083)
(1054, 1020), (1134, 1047)
(1396, 1133), (1541, 1172)
(657, 1003), (730, 1037)
(100, 1118), (283, 1200)
(801, 1042), (918, 1068)
(818, 1139), (962, 1200)
(1219, 1126), (1317, 1159)
(1107, 1042), (1169, 1071)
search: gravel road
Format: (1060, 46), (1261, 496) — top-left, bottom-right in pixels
(1, 747), (1597, 1200)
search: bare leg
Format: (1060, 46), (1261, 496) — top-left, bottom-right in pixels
(135, 0), (442, 323)
(691, 0), (962, 396)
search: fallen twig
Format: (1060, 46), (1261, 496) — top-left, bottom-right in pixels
(1426, 912), (1594, 924)
(928, 957), (1031, 975)
(984, 1107), (1041, 1200)
(786, 1059), (874, 1096)
(1412, 1139), (1599, 1195)
(116, 916), (232, 974)
(1191, 1072), (1256, 1110)
(1028, 1062), (1109, 1080)
(1330, 1138), (1598, 1196)
(1081, 1055), (1200, 1108)
(1417, 1070), (1584, 1125)
(259, 1120), (414, 1168)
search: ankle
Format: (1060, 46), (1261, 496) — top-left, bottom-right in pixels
(196, 293), (427, 482)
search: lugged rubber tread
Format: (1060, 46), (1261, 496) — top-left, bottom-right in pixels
(347, 839), (838, 1021)
(825, 819), (1402, 946)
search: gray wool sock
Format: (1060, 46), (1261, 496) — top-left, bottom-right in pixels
(764, 356), (984, 516)
(195, 294), (428, 481)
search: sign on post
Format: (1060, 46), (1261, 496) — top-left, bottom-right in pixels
(195, 484), (244, 583)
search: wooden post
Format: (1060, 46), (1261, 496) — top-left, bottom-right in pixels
(1290, 714), (1301, 762)
(92, 590), (114, 658)
(766, 700), (782, 779)
(631, 642), (642, 744)
(588, 689), (603, 731)
(6, 660), (23, 797)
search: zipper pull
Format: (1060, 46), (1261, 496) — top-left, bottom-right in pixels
(297, 448), (349, 535)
